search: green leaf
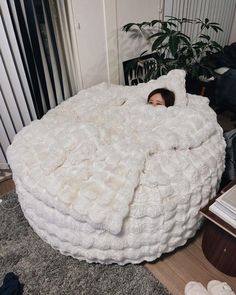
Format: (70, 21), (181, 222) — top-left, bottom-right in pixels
(164, 57), (175, 62)
(205, 50), (213, 56)
(122, 23), (136, 32)
(211, 25), (223, 32)
(199, 34), (210, 41)
(140, 50), (148, 56)
(147, 32), (163, 40)
(195, 18), (203, 24)
(211, 41), (223, 50)
(178, 35), (190, 45)
(179, 45), (188, 53)
(157, 44), (168, 51)
(209, 22), (220, 25)
(151, 20), (161, 26)
(212, 26), (218, 32)
(138, 22), (150, 28)
(169, 36), (179, 56)
(160, 52), (165, 59)
(167, 21), (177, 28)
(193, 41), (206, 47)
(162, 22), (167, 29)
(217, 26), (223, 32)
(177, 32), (191, 40)
(152, 35), (168, 51)
(166, 16), (179, 21)
(162, 25), (171, 34)
(199, 35), (209, 41)
(181, 17), (193, 23)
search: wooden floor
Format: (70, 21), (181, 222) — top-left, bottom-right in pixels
(145, 229), (236, 295)
(0, 178), (15, 196)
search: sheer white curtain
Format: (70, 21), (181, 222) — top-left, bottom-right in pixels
(49, 0), (83, 95)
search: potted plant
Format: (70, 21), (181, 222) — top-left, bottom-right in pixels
(122, 17), (223, 94)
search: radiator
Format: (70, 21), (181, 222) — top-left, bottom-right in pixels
(164, 0), (236, 46)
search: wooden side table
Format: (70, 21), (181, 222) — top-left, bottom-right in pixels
(200, 180), (236, 277)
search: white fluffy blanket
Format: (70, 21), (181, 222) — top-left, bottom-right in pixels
(7, 70), (225, 237)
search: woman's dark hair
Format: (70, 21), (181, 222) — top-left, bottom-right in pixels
(147, 88), (175, 107)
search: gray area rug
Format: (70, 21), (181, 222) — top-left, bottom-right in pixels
(0, 193), (171, 295)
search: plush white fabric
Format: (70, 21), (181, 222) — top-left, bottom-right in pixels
(134, 69), (187, 106)
(185, 281), (235, 295)
(185, 282), (210, 295)
(7, 70), (225, 264)
(207, 280), (235, 295)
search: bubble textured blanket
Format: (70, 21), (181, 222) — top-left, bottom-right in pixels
(7, 71), (225, 264)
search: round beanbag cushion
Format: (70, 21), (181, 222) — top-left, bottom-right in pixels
(7, 70), (226, 265)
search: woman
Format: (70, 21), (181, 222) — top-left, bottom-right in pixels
(147, 88), (175, 107)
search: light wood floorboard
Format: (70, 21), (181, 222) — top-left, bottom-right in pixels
(0, 179), (15, 196)
(145, 229), (236, 295)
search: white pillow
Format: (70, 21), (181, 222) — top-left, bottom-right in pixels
(134, 69), (187, 106)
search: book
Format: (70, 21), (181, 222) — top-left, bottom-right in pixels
(218, 184), (236, 213)
(209, 203), (236, 229)
(213, 202), (236, 220)
(209, 184), (236, 229)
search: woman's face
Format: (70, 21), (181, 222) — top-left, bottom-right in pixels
(148, 93), (165, 106)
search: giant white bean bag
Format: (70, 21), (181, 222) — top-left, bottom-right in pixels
(7, 70), (225, 265)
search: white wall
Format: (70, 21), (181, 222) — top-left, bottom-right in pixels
(117, 0), (162, 84)
(71, 0), (109, 89)
(71, 0), (162, 88)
